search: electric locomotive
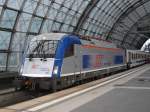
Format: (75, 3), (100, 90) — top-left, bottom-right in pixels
(14, 33), (149, 90)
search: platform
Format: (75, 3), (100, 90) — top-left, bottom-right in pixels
(71, 67), (150, 112)
(71, 80), (150, 112)
(1, 64), (150, 112)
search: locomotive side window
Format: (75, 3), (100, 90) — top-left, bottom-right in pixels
(64, 45), (74, 58)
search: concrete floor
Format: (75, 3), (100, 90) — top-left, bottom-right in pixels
(71, 67), (150, 112)
(71, 88), (150, 112)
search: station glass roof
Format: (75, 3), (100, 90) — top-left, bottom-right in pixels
(0, 0), (150, 71)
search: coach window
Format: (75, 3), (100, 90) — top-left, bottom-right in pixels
(133, 54), (135, 60)
(135, 54), (137, 59)
(64, 45), (74, 57)
(142, 55), (144, 59)
(129, 52), (131, 59)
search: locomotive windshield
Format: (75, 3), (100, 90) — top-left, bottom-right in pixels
(27, 39), (59, 58)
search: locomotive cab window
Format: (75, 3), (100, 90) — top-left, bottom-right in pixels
(27, 39), (59, 58)
(64, 44), (74, 58)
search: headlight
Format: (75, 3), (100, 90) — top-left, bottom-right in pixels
(53, 66), (58, 75)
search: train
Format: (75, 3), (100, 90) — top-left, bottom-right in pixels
(14, 33), (150, 90)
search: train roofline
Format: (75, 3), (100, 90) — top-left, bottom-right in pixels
(31, 33), (67, 41)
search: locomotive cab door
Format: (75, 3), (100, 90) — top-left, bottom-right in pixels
(74, 45), (82, 81)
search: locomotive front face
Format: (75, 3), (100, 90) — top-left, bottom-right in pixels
(21, 38), (59, 78)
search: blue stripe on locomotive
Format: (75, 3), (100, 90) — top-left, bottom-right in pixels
(114, 55), (123, 64)
(54, 35), (81, 78)
(83, 55), (91, 69)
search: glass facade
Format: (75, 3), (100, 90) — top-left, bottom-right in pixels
(0, 0), (149, 72)
(110, 0), (150, 49)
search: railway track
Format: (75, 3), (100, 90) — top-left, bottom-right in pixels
(0, 64), (148, 108)
(0, 90), (51, 107)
